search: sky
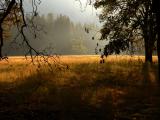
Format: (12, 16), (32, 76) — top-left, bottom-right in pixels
(36, 0), (100, 24)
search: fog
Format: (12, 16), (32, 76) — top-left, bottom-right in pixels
(2, 0), (103, 56)
(27, 0), (99, 24)
(3, 13), (102, 55)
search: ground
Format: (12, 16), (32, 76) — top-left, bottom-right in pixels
(0, 55), (160, 120)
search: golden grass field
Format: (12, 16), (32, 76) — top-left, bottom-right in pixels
(0, 55), (160, 120)
(0, 55), (158, 83)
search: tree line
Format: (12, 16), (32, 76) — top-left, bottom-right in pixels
(3, 13), (98, 55)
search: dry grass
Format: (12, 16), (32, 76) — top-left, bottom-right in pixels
(0, 55), (160, 120)
(0, 55), (158, 83)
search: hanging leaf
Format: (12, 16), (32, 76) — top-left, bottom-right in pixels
(85, 27), (89, 33)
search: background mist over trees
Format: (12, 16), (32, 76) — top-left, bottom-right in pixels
(3, 13), (100, 56)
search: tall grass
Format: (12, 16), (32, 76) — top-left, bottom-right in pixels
(0, 55), (159, 120)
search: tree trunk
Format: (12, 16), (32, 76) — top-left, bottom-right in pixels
(144, 35), (153, 63)
(0, 25), (3, 58)
(153, 0), (160, 81)
(143, 29), (153, 63)
(0, 46), (2, 58)
(156, 13), (160, 81)
(143, 2), (153, 63)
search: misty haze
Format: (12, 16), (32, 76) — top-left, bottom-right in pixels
(0, 0), (160, 120)
(3, 0), (100, 56)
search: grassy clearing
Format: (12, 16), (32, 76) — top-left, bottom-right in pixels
(0, 55), (160, 120)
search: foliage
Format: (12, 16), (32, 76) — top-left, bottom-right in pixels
(93, 0), (156, 62)
(0, 0), (42, 59)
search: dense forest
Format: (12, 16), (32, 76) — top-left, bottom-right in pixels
(2, 13), (99, 55)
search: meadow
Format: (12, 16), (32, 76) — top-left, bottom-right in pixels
(0, 55), (160, 120)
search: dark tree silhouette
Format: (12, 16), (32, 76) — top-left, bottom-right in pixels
(153, 0), (160, 79)
(93, 0), (156, 63)
(0, 0), (41, 60)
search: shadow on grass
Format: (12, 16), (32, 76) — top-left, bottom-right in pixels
(0, 64), (160, 120)
(0, 72), (115, 120)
